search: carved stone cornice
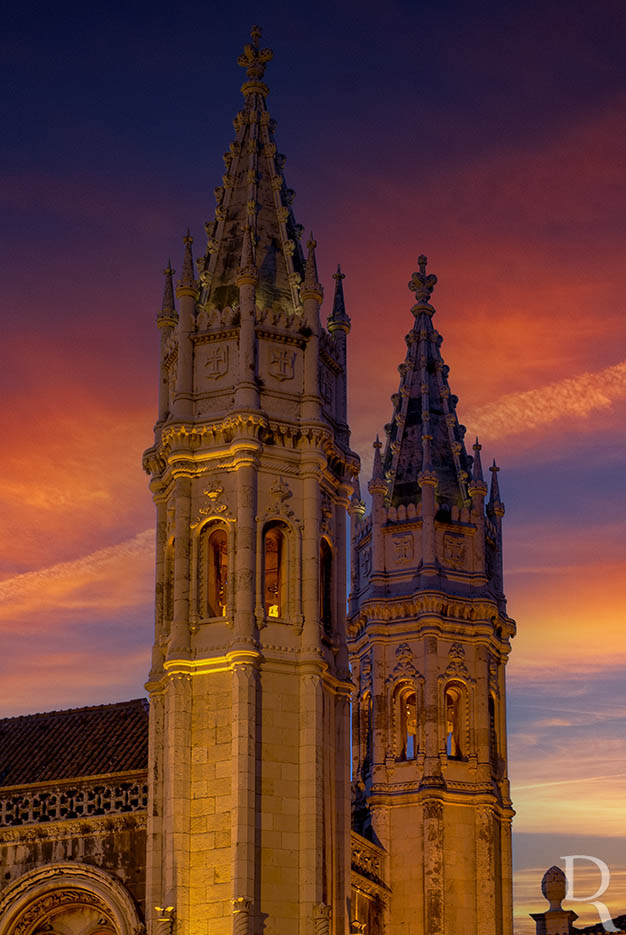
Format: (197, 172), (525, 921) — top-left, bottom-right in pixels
(0, 811), (146, 845)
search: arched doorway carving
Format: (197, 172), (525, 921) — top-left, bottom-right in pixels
(0, 863), (143, 935)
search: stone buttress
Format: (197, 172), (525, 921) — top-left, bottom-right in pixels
(348, 257), (516, 935)
(143, 28), (358, 935)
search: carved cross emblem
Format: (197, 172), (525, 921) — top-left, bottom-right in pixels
(393, 534), (414, 563)
(206, 344), (228, 379)
(269, 348), (295, 381)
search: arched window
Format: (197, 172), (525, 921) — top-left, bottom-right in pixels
(263, 523), (285, 618)
(207, 527), (228, 616)
(400, 689), (418, 760)
(320, 539), (333, 636)
(445, 683), (465, 760)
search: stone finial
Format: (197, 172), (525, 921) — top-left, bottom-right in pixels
(468, 437), (488, 499)
(409, 254), (438, 311)
(177, 230), (197, 294)
(158, 260), (177, 322)
(418, 433), (438, 488)
(349, 475), (366, 519)
(328, 264), (351, 333)
(235, 225), (258, 286)
(372, 436), (383, 478)
(541, 866), (567, 911)
(301, 233), (323, 301)
(237, 25), (273, 81)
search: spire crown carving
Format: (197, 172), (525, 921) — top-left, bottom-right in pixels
(409, 254), (438, 313)
(237, 25), (273, 91)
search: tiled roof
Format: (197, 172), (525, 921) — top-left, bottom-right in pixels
(0, 698), (149, 787)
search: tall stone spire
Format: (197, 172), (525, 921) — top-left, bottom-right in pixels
(197, 25), (305, 315)
(382, 255), (471, 510)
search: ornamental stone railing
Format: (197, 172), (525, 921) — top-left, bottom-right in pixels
(0, 775), (148, 827)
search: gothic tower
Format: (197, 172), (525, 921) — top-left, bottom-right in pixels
(142, 29), (357, 935)
(348, 258), (516, 935)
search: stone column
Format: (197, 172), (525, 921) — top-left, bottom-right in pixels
(168, 475), (191, 659)
(162, 672), (192, 925)
(231, 665), (257, 932)
(475, 805), (497, 934)
(501, 817), (514, 935)
(422, 636), (441, 779)
(300, 672), (324, 926)
(150, 493), (167, 678)
(423, 799), (445, 935)
(232, 896), (253, 935)
(173, 293), (195, 422)
(301, 453), (323, 651)
(418, 468), (437, 571)
(301, 283), (322, 424)
(475, 643), (491, 768)
(157, 325), (173, 422)
(145, 691), (165, 935)
(235, 254), (259, 411)
(234, 449), (258, 646)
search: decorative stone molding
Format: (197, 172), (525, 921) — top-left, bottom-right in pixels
(443, 643), (472, 681)
(313, 903), (332, 935)
(0, 812), (146, 844)
(231, 897), (252, 935)
(192, 477), (235, 526)
(0, 863), (143, 935)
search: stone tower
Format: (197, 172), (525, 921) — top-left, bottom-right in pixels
(348, 258), (516, 935)
(142, 28), (357, 935)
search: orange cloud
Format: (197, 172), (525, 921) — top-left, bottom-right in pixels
(0, 530), (154, 625)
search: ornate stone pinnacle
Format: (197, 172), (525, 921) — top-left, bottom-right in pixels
(409, 254), (438, 306)
(333, 264), (345, 282)
(158, 260), (177, 322)
(237, 25), (273, 81)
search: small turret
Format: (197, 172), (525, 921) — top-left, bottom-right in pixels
(156, 262), (177, 423)
(468, 438), (488, 579)
(173, 232), (198, 420)
(327, 265), (351, 334)
(177, 230), (197, 295)
(158, 260), (177, 325)
(488, 459), (504, 516)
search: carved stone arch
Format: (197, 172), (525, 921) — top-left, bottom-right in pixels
(389, 677), (421, 760)
(191, 516), (233, 623)
(438, 676), (473, 761)
(0, 863), (143, 935)
(256, 515), (302, 628)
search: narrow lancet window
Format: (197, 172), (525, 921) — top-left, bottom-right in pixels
(320, 539), (333, 635)
(445, 684), (464, 760)
(207, 528), (228, 616)
(264, 524), (285, 618)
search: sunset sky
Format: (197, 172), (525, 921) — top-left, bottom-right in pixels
(2, 1), (626, 931)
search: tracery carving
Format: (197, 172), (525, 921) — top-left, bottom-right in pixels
(0, 781), (148, 828)
(443, 643), (471, 681)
